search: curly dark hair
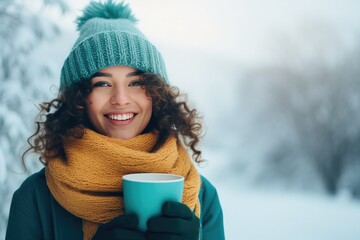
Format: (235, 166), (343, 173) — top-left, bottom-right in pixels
(23, 73), (204, 166)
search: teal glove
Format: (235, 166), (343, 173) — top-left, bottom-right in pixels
(93, 213), (146, 240)
(147, 201), (200, 240)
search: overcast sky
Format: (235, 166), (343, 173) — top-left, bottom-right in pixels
(55, 0), (360, 65)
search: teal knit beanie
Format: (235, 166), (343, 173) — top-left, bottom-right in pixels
(60, 0), (168, 89)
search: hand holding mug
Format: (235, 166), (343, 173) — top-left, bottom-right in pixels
(122, 173), (184, 231)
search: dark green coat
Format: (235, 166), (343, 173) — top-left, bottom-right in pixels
(6, 168), (225, 240)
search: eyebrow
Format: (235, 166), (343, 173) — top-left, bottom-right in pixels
(91, 70), (143, 78)
(91, 72), (112, 78)
(126, 70), (143, 77)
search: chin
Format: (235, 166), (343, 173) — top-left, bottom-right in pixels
(108, 132), (137, 140)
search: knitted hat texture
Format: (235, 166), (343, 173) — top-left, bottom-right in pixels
(60, 0), (168, 89)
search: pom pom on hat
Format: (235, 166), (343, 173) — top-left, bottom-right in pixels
(60, 0), (168, 89)
(76, 0), (137, 31)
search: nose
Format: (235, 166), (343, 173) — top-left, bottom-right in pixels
(110, 86), (130, 105)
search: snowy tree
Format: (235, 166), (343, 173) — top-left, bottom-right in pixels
(235, 24), (360, 197)
(0, 0), (68, 237)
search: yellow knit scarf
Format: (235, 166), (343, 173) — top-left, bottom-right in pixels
(45, 129), (201, 240)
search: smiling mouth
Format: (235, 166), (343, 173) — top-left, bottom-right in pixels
(106, 113), (135, 121)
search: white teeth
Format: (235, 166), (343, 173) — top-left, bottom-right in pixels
(107, 113), (134, 121)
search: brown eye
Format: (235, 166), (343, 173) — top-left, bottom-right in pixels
(129, 80), (145, 87)
(92, 81), (111, 88)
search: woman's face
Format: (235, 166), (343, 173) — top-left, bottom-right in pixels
(86, 66), (152, 139)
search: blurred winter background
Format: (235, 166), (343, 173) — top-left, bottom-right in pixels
(1, 0), (360, 239)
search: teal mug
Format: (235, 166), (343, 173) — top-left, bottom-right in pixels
(122, 173), (184, 231)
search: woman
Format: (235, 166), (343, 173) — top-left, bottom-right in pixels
(6, 1), (225, 239)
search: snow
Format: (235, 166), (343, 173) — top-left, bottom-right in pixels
(218, 184), (360, 240)
(0, 147), (6, 184)
(197, 148), (360, 240)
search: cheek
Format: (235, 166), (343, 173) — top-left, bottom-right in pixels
(86, 92), (104, 110)
(85, 96), (92, 112)
(141, 98), (152, 125)
(86, 103), (95, 122)
(87, 92), (96, 104)
(86, 96), (98, 119)
(145, 98), (153, 114)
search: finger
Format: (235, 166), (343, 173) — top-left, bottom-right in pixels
(162, 201), (194, 219)
(147, 231), (182, 240)
(97, 229), (146, 240)
(147, 216), (188, 234)
(101, 213), (139, 232)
